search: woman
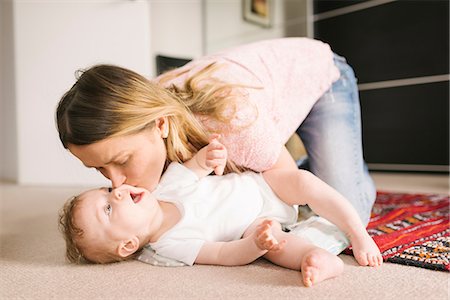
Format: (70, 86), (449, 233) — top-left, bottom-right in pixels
(56, 37), (375, 225)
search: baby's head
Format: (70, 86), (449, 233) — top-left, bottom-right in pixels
(59, 184), (155, 264)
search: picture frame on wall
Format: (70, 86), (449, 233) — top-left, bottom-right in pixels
(243, 0), (273, 28)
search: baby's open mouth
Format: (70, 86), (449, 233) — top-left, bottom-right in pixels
(131, 192), (142, 204)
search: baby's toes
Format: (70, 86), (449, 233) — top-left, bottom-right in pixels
(303, 271), (313, 287)
(370, 253), (383, 267)
(377, 255), (384, 266)
(368, 255), (377, 267)
(354, 252), (369, 266)
(371, 254), (383, 267)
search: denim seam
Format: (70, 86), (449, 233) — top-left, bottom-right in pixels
(352, 84), (369, 223)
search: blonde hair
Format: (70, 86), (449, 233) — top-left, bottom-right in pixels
(58, 194), (137, 264)
(56, 63), (256, 174)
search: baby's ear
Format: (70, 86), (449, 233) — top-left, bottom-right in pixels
(117, 237), (140, 258)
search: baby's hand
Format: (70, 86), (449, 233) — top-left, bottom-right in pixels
(254, 220), (286, 252)
(350, 231), (383, 267)
(205, 134), (227, 175)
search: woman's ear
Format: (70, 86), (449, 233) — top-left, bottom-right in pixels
(155, 117), (169, 138)
(117, 237), (140, 258)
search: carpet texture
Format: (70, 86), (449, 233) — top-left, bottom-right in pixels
(1, 184), (449, 299)
(345, 192), (449, 272)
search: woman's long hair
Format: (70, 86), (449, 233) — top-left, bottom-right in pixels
(56, 64), (255, 173)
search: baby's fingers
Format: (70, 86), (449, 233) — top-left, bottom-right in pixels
(208, 133), (221, 143)
(214, 164), (225, 176)
(261, 237), (277, 250)
(270, 239), (287, 252)
(260, 219), (274, 228)
(257, 224), (271, 239)
(207, 136), (225, 152)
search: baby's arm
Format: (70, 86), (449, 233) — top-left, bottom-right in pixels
(183, 134), (227, 179)
(195, 220), (284, 266)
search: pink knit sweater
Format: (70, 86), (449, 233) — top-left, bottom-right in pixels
(156, 38), (340, 172)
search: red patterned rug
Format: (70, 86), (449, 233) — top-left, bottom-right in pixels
(344, 191), (449, 271)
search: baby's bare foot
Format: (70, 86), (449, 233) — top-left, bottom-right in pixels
(301, 248), (344, 287)
(350, 232), (383, 267)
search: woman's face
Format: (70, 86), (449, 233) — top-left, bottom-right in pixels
(68, 120), (167, 191)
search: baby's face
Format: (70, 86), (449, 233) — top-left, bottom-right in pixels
(75, 184), (158, 249)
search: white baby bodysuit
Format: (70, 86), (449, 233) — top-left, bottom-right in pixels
(149, 162), (298, 266)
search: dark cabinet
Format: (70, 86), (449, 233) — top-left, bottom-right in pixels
(313, 0), (449, 172)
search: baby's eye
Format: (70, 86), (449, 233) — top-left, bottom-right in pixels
(105, 203), (112, 216)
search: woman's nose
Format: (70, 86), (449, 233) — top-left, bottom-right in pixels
(110, 170), (126, 189)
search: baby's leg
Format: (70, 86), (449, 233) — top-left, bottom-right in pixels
(245, 219), (344, 287)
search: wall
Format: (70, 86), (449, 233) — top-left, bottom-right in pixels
(149, 0), (203, 76)
(149, 0), (308, 74)
(0, 0), (18, 183)
(205, 0), (307, 54)
(0, 0), (308, 186)
(1, 0), (151, 186)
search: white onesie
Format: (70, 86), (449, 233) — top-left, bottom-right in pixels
(149, 162), (298, 266)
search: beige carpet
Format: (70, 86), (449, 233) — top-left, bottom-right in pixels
(1, 183), (448, 299)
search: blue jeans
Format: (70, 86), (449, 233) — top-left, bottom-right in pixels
(296, 54), (376, 225)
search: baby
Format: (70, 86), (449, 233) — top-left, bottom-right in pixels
(59, 135), (382, 287)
